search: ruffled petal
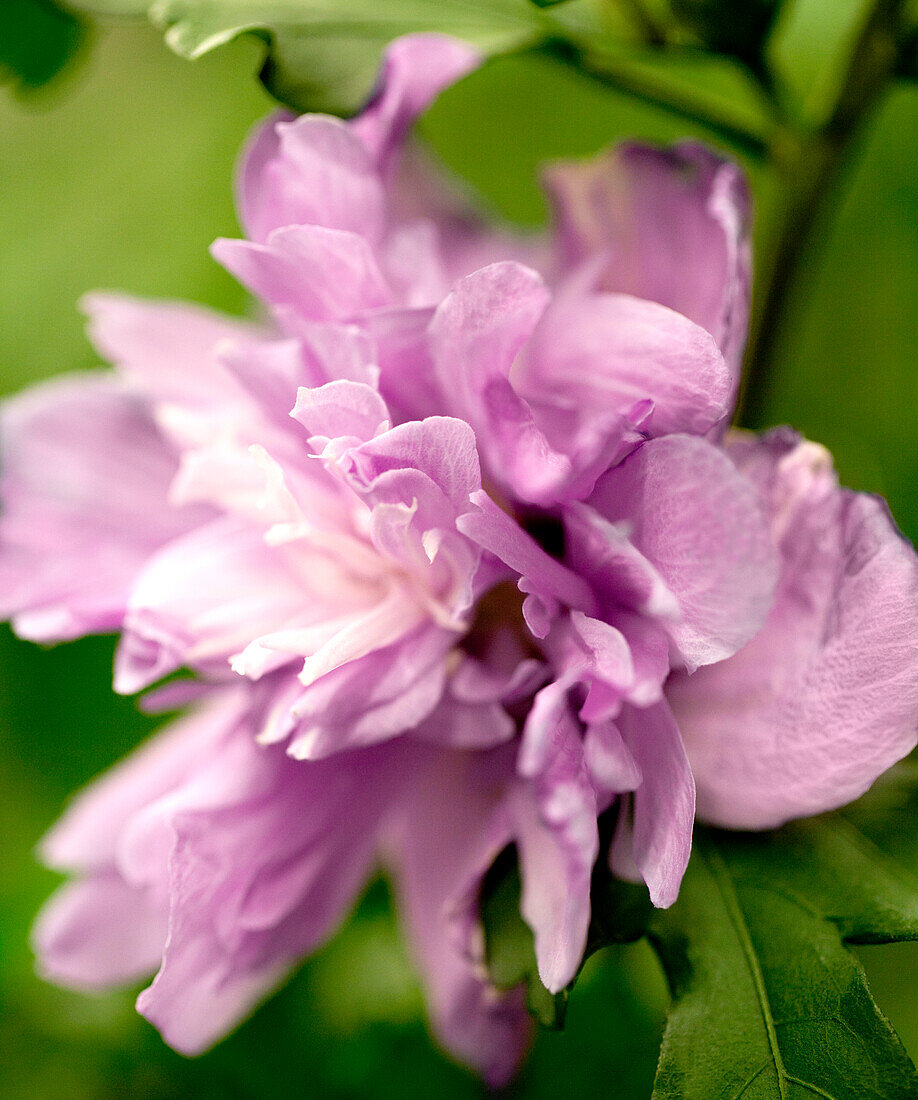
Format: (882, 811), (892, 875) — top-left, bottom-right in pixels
(115, 517), (312, 691)
(136, 729), (404, 1055)
(35, 690), (409, 1056)
(524, 289), (732, 438)
(669, 431), (918, 828)
(514, 696), (599, 992)
(428, 262), (582, 504)
(545, 141), (751, 376)
(588, 434), (779, 670)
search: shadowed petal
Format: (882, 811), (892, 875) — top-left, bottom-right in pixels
(386, 742), (531, 1086)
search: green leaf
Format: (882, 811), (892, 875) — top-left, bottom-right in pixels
(1, 0), (85, 91)
(647, 791), (918, 1099)
(73, 0), (587, 113)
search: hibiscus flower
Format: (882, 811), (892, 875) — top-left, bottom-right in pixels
(4, 34), (916, 1084)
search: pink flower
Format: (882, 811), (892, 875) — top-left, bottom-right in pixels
(4, 33), (917, 1084)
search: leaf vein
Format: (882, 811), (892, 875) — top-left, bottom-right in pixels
(783, 1073), (839, 1099)
(732, 1064), (768, 1099)
(703, 839), (790, 1100)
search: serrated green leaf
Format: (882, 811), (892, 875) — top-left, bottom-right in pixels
(648, 797), (918, 1100)
(1, 0), (85, 91)
(72, 0), (588, 113)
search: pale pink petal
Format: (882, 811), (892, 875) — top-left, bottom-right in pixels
(669, 432), (918, 828)
(33, 690), (250, 990)
(82, 292), (263, 409)
(291, 379), (391, 443)
(513, 700), (599, 992)
(137, 733), (405, 1055)
(278, 625), (454, 758)
(217, 334), (353, 431)
(115, 517), (310, 691)
(350, 34), (481, 171)
(386, 742), (531, 1086)
(213, 225), (392, 321)
(345, 415), (481, 515)
(0, 374), (202, 641)
(545, 141), (751, 375)
(33, 875), (168, 989)
(615, 700), (695, 907)
(588, 434), (779, 670)
(428, 262), (584, 503)
(238, 113), (385, 245)
(524, 289), (732, 438)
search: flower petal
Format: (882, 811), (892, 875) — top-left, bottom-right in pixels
(669, 432), (918, 828)
(213, 225), (392, 321)
(33, 875), (168, 990)
(615, 700), (695, 908)
(513, 700), (599, 992)
(0, 374), (200, 641)
(82, 292), (262, 409)
(115, 517), (314, 691)
(525, 289), (732, 438)
(137, 732), (403, 1055)
(545, 141), (751, 375)
(386, 742), (531, 1086)
(588, 434), (779, 670)
(238, 113), (385, 245)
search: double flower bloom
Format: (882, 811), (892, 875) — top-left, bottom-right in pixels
(2, 35), (916, 1084)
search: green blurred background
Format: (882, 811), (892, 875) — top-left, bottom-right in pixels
(1, 3), (917, 1095)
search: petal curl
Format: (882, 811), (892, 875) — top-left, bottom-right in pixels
(669, 431), (918, 828)
(588, 434), (779, 670)
(545, 141), (751, 376)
